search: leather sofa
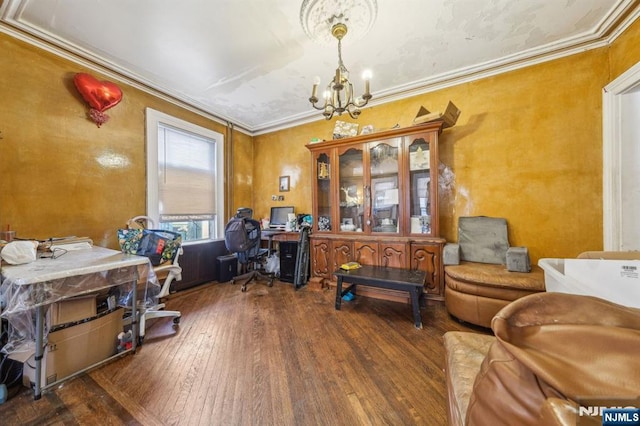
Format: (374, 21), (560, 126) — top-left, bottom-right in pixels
(443, 292), (640, 425)
(444, 216), (545, 328)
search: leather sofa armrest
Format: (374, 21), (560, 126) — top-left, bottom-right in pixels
(539, 398), (590, 426)
(506, 246), (531, 272)
(444, 243), (460, 265)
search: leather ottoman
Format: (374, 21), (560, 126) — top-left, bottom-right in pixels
(444, 262), (545, 328)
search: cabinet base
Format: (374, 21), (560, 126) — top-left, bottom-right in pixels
(306, 276), (326, 291)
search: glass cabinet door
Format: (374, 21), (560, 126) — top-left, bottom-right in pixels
(369, 139), (400, 234)
(408, 137), (432, 235)
(315, 152), (332, 232)
(338, 147), (364, 232)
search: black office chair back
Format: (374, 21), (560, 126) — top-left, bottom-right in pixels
(224, 217), (261, 264)
(236, 207), (253, 219)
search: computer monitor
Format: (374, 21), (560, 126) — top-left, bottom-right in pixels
(269, 206), (294, 229)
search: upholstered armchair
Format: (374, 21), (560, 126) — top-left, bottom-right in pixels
(443, 216), (545, 328)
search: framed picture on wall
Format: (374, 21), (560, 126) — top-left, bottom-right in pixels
(279, 175), (290, 192)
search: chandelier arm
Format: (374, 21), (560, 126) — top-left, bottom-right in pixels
(333, 84), (343, 113)
(353, 97), (370, 108)
(323, 108), (334, 120)
(345, 81), (355, 108)
(346, 102), (361, 117)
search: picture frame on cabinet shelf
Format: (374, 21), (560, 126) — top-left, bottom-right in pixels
(372, 176), (398, 208)
(411, 172), (430, 216)
(410, 146), (430, 171)
(333, 120), (359, 139)
(279, 176), (290, 192)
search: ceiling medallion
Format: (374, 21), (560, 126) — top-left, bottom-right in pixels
(300, 0), (378, 45)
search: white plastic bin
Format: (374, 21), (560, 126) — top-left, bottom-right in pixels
(539, 258), (640, 308)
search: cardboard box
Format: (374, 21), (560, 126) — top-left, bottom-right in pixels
(413, 101), (461, 128)
(47, 294), (97, 327)
(540, 258), (640, 308)
(24, 308), (124, 387)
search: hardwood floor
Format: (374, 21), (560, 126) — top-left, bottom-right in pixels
(1, 279), (486, 426)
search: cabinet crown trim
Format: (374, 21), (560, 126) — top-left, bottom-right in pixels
(305, 121), (444, 151)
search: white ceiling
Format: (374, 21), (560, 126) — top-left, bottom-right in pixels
(1, 0), (638, 134)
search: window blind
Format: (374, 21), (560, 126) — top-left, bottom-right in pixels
(158, 124), (217, 221)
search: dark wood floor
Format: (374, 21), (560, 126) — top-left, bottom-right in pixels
(1, 279), (486, 426)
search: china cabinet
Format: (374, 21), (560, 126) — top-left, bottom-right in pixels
(306, 121), (446, 301)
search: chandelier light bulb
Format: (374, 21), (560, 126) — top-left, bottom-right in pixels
(310, 76), (322, 101)
(362, 69), (372, 97)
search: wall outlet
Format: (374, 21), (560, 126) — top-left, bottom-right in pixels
(271, 195), (277, 201)
(278, 195), (284, 201)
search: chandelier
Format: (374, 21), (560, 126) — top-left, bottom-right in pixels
(308, 22), (372, 120)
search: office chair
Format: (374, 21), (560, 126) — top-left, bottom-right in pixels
(224, 214), (274, 292)
(235, 207), (253, 219)
(122, 216), (182, 343)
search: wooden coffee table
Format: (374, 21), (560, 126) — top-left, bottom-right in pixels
(333, 265), (427, 329)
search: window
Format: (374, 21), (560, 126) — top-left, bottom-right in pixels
(146, 108), (224, 242)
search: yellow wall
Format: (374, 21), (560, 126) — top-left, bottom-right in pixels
(254, 18), (640, 263)
(0, 33), (252, 249)
(1, 17), (639, 261)
(609, 19), (640, 79)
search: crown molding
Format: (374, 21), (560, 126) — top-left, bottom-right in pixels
(0, 18), (253, 135)
(2, 0), (640, 136)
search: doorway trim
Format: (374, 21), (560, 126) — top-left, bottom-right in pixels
(602, 60), (640, 250)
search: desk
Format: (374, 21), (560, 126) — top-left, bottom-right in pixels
(0, 246), (156, 399)
(333, 266), (427, 329)
(260, 230), (299, 253)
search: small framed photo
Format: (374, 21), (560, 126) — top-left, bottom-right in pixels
(279, 175), (290, 192)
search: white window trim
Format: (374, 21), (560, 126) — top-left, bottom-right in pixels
(145, 107), (225, 241)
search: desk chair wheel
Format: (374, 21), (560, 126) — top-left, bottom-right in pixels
(241, 284), (247, 292)
(173, 316), (181, 324)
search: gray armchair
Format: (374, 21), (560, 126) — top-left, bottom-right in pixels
(443, 216), (530, 272)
